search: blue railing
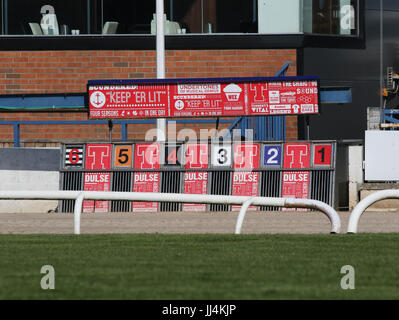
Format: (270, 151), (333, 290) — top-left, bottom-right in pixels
(383, 109), (399, 124)
(0, 60), (353, 146)
(226, 61), (292, 141)
(0, 119), (235, 148)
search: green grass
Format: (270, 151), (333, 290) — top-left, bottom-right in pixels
(0, 234), (398, 300)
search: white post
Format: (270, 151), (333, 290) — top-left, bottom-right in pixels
(156, 0), (167, 142)
(235, 198), (256, 234)
(73, 192), (85, 235)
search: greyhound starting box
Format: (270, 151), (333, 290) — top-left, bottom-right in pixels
(60, 141), (336, 213)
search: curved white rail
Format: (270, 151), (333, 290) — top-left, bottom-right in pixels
(347, 189), (399, 233)
(235, 198), (256, 234)
(234, 197), (341, 235)
(0, 191), (341, 235)
(74, 192), (85, 235)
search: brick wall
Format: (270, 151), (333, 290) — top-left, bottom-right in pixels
(0, 49), (297, 145)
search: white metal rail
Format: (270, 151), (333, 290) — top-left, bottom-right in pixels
(347, 189), (399, 233)
(0, 191), (341, 235)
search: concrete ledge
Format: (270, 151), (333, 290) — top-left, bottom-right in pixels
(360, 183), (399, 210)
(0, 170), (59, 213)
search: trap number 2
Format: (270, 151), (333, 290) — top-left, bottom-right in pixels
(264, 145), (282, 166)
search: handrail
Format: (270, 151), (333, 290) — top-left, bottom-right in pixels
(74, 192), (85, 235)
(0, 119), (235, 147)
(235, 197), (256, 234)
(347, 189), (399, 233)
(0, 190), (341, 235)
(224, 61), (292, 140)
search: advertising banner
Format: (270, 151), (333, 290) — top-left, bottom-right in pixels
(233, 143), (260, 169)
(132, 172), (160, 212)
(283, 143), (311, 169)
(183, 172), (208, 212)
(183, 143), (209, 211)
(83, 144), (112, 213)
(88, 77), (319, 119)
(281, 171), (310, 211)
(231, 171), (259, 211)
(185, 143), (209, 169)
(132, 143), (161, 212)
(83, 172), (111, 213)
(134, 143), (161, 170)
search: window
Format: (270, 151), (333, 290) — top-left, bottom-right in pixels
(5, 0), (87, 35)
(306, 0), (358, 35)
(259, 0), (359, 36)
(0, 0), (359, 36)
(95, 0), (155, 34)
(164, 0), (257, 34)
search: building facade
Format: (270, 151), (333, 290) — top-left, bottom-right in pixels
(0, 0), (375, 147)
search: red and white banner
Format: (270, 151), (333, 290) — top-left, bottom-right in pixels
(183, 172), (208, 212)
(247, 81), (318, 115)
(183, 143), (209, 211)
(85, 144), (112, 170)
(134, 143), (161, 170)
(132, 143), (161, 212)
(185, 143), (209, 169)
(231, 171), (259, 211)
(83, 172), (111, 213)
(132, 172), (160, 212)
(233, 143), (260, 169)
(283, 143), (311, 169)
(88, 78), (319, 119)
(281, 171), (310, 211)
(83, 144), (112, 213)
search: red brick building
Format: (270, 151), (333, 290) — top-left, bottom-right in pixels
(0, 49), (297, 146)
(0, 0), (360, 146)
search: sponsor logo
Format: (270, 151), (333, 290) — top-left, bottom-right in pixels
(297, 87), (318, 94)
(251, 106), (269, 113)
(184, 172), (208, 181)
(90, 91), (106, 108)
(280, 91), (296, 96)
(90, 85), (138, 90)
(270, 104), (291, 110)
(178, 84), (220, 94)
(269, 82), (282, 87)
(292, 81), (311, 87)
(134, 173), (159, 183)
(175, 100), (185, 110)
(283, 172), (309, 182)
(223, 83), (243, 102)
(301, 104), (315, 113)
(85, 173), (110, 183)
(269, 91), (280, 104)
(233, 172), (258, 183)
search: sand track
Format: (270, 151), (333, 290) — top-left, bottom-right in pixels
(1, 210), (399, 234)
